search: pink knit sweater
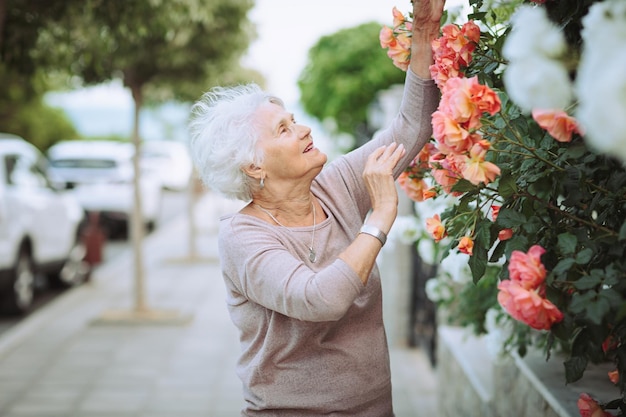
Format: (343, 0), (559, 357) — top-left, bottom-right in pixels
(218, 70), (439, 416)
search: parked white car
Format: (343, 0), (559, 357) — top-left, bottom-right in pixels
(0, 133), (90, 314)
(140, 140), (193, 191)
(47, 140), (163, 238)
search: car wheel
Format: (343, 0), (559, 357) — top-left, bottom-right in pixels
(52, 241), (91, 288)
(2, 248), (36, 314)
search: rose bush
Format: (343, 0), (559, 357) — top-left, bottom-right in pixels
(381, 0), (626, 414)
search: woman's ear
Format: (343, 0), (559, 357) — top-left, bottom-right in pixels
(243, 163), (263, 180)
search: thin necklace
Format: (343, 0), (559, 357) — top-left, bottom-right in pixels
(254, 201), (317, 263)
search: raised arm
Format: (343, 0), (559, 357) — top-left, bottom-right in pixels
(338, 0), (446, 285)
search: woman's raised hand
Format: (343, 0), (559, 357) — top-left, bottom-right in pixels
(412, 0), (446, 31)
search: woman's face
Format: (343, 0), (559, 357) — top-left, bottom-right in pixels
(253, 102), (327, 185)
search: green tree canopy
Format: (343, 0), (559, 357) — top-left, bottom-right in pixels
(298, 22), (407, 148)
(0, 0), (80, 149)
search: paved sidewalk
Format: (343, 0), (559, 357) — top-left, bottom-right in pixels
(0, 193), (437, 417)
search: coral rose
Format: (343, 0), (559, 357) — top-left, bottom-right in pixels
(461, 21), (481, 43)
(398, 172), (431, 202)
(461, 142), (501, 185)
(508, 245), (547, 290)
(497, 280), (564, 330)
(577, 393), (612, 417)
(491, 205), (501, 221)
(426, 214), (447, 242)
(532, 109), (584, 143)
(608, 370), (619, 385)
(431, 111), (473, 152)
(498, 228), (513, 241)
(458, 236), (474, 255)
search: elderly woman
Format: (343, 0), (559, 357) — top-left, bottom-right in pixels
(188, 1), (444, 415)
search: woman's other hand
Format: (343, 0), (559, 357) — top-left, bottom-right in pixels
(362, 143), (406, 228)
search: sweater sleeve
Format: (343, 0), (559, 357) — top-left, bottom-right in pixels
(219, 218), (364, 322)
(317, 69), (440, 217)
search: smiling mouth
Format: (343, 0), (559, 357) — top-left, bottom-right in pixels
(303, 142), (314, 153)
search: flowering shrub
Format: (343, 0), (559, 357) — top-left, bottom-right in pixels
(381, 0), (626, 414)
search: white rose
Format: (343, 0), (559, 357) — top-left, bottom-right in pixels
(576, 0), (626, 162)
(503, 5), (566, 61)
(504, 57), (573, 113)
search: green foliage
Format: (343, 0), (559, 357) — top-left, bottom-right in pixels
(0, 0), (258, 148)
(298, 22), (406, 145)
(7, 100), (78, 151)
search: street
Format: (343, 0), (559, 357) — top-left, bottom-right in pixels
(0, 188), (190, 336)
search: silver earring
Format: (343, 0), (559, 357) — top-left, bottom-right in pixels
(260, 177), (265, 189)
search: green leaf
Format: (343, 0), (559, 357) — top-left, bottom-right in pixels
(451, 178), (478, 193)
(575, 248), (593, 265)
(469, 246), (488, 284)
(600, 288), (622, 308)
(557, 232), (577, 255)
(620, 221), (626, 241)
(489, 239), (507, 263)
(574, 274), (601, 290)
(570, 291), (594, 314)
(586, 297), (610, 325)
(496, 208), (526, 228)
(552, 258), (575, 277)
(564, 356), (588, 383)
(498, 171), (518, 198)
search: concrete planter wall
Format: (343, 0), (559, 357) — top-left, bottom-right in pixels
(437, 325), (616, 417)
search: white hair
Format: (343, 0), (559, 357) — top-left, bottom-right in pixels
(188, 83), (284, 201)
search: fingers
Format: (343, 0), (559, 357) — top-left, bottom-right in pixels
(368, 143), (405, 172)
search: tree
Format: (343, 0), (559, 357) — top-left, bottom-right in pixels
(38, 0), (259, 318)
(298, 22), (407, 149)
(0, 0), (80, 148)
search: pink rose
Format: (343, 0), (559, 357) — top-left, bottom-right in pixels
(491, 205), (501, 221)
(508, 245), (547, 290)
(379, 26), (395, 49)
(577, 393), (612, 417)
(532, 109), (584, 143)
(497, 280), (564, 330)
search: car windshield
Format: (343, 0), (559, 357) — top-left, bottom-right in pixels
(50, 159), (117, 169)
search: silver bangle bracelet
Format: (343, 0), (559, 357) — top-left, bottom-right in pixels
(359, 224), (387, 247)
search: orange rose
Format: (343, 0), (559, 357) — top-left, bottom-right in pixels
(532, 109), (584, 143)
(608, 369), (619, 385)
(508, 245), (547, 290)
(426, 214), (447, 242)
(497, 280), (564, 330)
(458, 236), (474, 255)
(461, 142), (501, 185)
(398, 172), (429, 202)
(577, 393), (612, 417)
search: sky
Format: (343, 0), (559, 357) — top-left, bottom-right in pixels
(46, 0), (467, 142)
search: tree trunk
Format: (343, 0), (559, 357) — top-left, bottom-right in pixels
(130, 82), (147, 312)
